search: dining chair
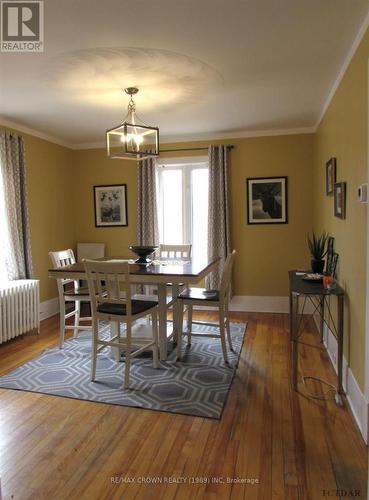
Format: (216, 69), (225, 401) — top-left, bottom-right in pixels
(176, 250), (236, 364)
(77, 242), (105, 262)
(84, 259), (159, 389)
(139, 243), (192, 302)
(159, 243), (192, 323)
(159, 244), (192, 260)
(49, 249), (92, 348)
(77, 242), (106, 290)
(133, 244), (192, 337)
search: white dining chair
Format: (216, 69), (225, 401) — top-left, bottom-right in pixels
(49, 249), (92, 348)
(84, 259), (159, 389)
(137, 243), (192, 303)
(159, 244), (192, 260)
(77, 243), (105, 262)
(159, 243), (192, 324)
(176, 250), (236, 364)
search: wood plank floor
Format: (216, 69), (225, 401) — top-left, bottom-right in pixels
(0, 312), (367, 500)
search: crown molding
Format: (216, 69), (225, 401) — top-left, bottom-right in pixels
(72, 126), (316, 150)
(71, 140), (105, 150)
(315, 8), (369, 129)
(160, 126), (316, 143)
(0, 117), (73, 149)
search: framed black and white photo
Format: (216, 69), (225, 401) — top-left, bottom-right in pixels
(246, 177), (288, 224)
(94, 184), (128, 227)
(334, 182), (346, 219)
(326, 158), (336, 195)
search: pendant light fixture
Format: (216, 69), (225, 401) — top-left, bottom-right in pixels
(106, 87), (159, 161)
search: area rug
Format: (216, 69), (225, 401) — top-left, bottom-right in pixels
(0, 321), (246, 419)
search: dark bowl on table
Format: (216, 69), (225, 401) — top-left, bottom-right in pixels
(129, 245), (158, 264)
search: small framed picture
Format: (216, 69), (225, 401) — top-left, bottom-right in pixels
(334, 182), (346, 219)
(246, 177), (288, 224)
(94, 184), (128, 227)
(326, 236), (335, 273)
(327, 252), (339, 278)
(326, 158), (336, 195)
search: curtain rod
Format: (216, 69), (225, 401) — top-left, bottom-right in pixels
(159, 145), (234, 153)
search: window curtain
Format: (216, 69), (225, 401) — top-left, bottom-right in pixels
(206, 145), (231, 289)
(0, 131), (33, 280)
(137, 156), (159, 246)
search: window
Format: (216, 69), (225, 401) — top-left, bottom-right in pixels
(156, 157), (209, 261)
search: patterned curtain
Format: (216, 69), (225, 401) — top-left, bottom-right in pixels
(206, 145), (231, 290)
(0, 131), (33, 280)
(137, 156), (159, 245)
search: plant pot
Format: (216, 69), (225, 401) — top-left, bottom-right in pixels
(311, 259), (325, 274)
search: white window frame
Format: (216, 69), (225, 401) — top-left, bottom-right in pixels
(156, 156), (208, 247)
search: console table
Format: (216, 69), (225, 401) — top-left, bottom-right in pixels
(288, 270), (345, 405)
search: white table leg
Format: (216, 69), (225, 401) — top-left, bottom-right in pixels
(172, 283), (180, 342)
(158, 283), (168, 360)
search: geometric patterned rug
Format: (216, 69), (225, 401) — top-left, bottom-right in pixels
(0, 321), (246, 419)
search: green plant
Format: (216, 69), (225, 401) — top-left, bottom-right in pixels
(307, 232), (329, 260)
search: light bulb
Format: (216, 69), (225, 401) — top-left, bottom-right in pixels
(121, 133), (143, 146)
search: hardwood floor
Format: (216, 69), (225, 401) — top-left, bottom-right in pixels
(0, 312), (367, 499)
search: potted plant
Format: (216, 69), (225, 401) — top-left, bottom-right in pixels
(307, 232), (329, 274)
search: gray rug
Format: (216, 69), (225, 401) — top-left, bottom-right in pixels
(0, 321), (246, 419)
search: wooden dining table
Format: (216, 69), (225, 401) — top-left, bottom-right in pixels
(48, 256), (219, 360)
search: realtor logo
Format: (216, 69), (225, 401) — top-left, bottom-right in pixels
(1, 1), (44, 52)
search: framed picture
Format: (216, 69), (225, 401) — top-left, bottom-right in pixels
(326, 236), (335, 274)
(326, 158), (336, 195)
(246, 177), (288, 224)
(334, 182), (346, 219)
(327, 252), (339, 278)
(94, 184), (128, 227)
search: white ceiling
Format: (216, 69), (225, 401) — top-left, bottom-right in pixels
(0, 0), (368, 147)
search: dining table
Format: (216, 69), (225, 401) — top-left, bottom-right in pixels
(48, 256), (220, 360)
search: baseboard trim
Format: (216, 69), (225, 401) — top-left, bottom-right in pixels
(39, 297), (59, 321)
(229, 295), (314, 314)
(313, 313), (368, 443)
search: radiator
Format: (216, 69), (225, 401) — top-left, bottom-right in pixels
(0, 280), (40, 344)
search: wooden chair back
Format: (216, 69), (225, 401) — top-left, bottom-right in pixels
(159, 244), (192, 259)
(83, 259), (133, 317)
(49, 249), (77, 295)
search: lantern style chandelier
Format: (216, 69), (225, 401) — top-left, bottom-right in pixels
(106, 87), (159, 161)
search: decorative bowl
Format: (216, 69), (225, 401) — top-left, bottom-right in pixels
(129, 245), (158, 264)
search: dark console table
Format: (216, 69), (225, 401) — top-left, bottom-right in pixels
(288, 270), (345, 405)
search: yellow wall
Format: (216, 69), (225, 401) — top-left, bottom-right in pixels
(313, 30), (369, 390)
(72, 134), (314, 297)
(0, 126), (75, 302)
(71, 149), (137, 256)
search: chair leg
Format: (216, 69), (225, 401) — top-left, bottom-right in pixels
(74, 300), (80, 338)
(152, 311), (159, 369)
(117, 320), (121, 359)
(226, 316), (234, 352)
(59, 300), (66, 348)
(219, 312), (229, 365)
(187, 303), (193, 346)
(91, 317), (98, 381)
(124, 323), (132, 389)
(177, 299), (184, 360)
(225, 302), (234, 351)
